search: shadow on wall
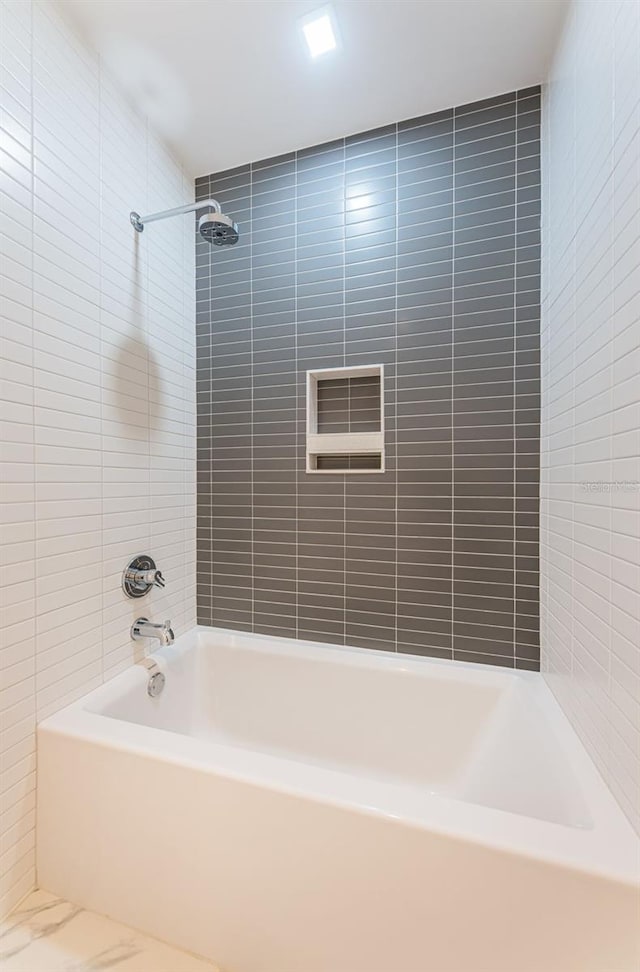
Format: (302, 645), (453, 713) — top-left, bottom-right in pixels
(103, 235), (163, 438)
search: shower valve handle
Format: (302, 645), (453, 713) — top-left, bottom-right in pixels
(135, 568), (165, 589)
(122, 556), (166, 598)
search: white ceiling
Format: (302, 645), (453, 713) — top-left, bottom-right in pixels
(57, 0), (568, 178)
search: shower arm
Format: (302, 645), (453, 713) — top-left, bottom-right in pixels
(130, 198), (222, 233)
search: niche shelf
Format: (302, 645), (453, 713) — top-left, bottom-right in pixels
(306, 364), (385, 474)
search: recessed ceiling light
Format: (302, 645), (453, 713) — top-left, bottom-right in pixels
(301, 7), (338, 59)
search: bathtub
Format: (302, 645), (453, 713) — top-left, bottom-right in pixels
(37, 627), (639, 972)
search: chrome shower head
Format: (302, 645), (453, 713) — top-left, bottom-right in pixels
(198, 212), (239, 246)
(129, 198), (239, 246)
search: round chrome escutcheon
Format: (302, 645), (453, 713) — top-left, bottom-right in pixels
(147, 671), (166, 698)
(123, 555), (159, 599)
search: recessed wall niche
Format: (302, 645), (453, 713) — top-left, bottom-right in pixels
(306, 365), (385, 473)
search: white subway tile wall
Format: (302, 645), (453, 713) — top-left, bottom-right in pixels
(541, 0), (640, 833)
(0, 0), (196, 917)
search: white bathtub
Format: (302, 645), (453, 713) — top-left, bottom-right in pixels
(37, 627), (639, 972)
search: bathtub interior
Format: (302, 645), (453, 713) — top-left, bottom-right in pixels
(87, 631), (591, 828)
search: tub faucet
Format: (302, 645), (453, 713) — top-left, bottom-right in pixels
(131, 617), (175, 648)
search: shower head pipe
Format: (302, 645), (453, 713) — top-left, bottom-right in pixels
(130, 198), (222, 233)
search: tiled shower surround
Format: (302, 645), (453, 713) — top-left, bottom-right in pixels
(196, 87), (541, 669)
(541, 0), (640, 833)
(0, 0), (195, 917)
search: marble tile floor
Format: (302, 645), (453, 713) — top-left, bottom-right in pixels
(0, 890), (219, 972)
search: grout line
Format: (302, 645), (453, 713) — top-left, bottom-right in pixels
(295, 149), (298, 641)
(97, 40), (104, 686)
(28, 0), (37, 824)
(342, 136), (347, 646)
(250, 162), (255, 634)
(394, 120), (399, 653)
(452, 105), (456, 661)
(513, 92), (518, 669)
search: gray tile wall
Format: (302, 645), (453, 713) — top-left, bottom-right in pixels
(195, 86), (541, 669)
(317, 376), (381, 434)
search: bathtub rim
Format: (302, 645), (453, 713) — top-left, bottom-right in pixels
(37, 624), (640, 890)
